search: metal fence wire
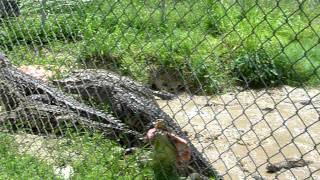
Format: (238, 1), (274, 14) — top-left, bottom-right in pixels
(0, 0), (319, 179)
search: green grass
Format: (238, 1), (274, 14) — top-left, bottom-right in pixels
(0, 133), (59, 179)
(54, 133), (154, 179)
(0, 131), (154, 179)
(1, 0), (319, 91)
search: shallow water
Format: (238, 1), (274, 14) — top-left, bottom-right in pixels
(157, 86), (320, 180)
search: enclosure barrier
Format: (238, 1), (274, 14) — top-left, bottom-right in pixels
(0, 0), (319, 179)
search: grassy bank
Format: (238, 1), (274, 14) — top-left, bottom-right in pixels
(0, 132), (153, 179)
(0, 0), (319, 92)
(0, 133), (58, 179)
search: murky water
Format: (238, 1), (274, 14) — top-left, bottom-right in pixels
(157, 86), (320, 180)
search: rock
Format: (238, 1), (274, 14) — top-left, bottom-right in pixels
(53, 165), (74, 180)
(266, 158), (313, 173)
(18, 65), (53, 82)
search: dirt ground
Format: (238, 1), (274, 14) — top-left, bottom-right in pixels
(157, 85), (320, 180)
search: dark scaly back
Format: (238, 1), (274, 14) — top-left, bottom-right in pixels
(0, 54), (142, 146)
(0, 58), (119, 126)
(0, 54), (143, 145)
(0, 78), (28, 111)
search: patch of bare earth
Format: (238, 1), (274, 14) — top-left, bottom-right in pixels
(18, 65), (54, 81)
(157, 86), (320, 180)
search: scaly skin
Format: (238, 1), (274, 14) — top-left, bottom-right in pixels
(55, 69), (174, 101)
(0, 101), (134, 141)
(54, 69), (174, 130)
(0, 55), (125, 130)
(0, 54), (142, 145)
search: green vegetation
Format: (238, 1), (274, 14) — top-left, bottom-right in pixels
(1, 0), (319, 92)
(54, 133), (154, 179)
(0, 133), (58, 179)
(0, 131), (154, 179)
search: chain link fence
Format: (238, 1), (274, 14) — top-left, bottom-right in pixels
(0, 0), (319, 179)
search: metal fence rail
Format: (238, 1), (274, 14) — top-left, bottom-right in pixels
(0, 0), (319, 179)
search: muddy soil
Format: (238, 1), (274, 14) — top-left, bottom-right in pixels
(157, 85), (320, 180)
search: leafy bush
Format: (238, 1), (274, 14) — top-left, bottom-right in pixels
(233, 50), (282, 87)
(0, 15), (81, 49)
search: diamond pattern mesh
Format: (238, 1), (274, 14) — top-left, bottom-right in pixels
(0, 0), (319, 179)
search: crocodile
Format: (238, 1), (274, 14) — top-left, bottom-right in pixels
(54, 69), (176, 130)
(55, 69), (175, 101)
(0, 54), (122, 127)
(55, 69), (221, 178)
(0, 100), (134, 141)
(0, 54), (142, 145)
